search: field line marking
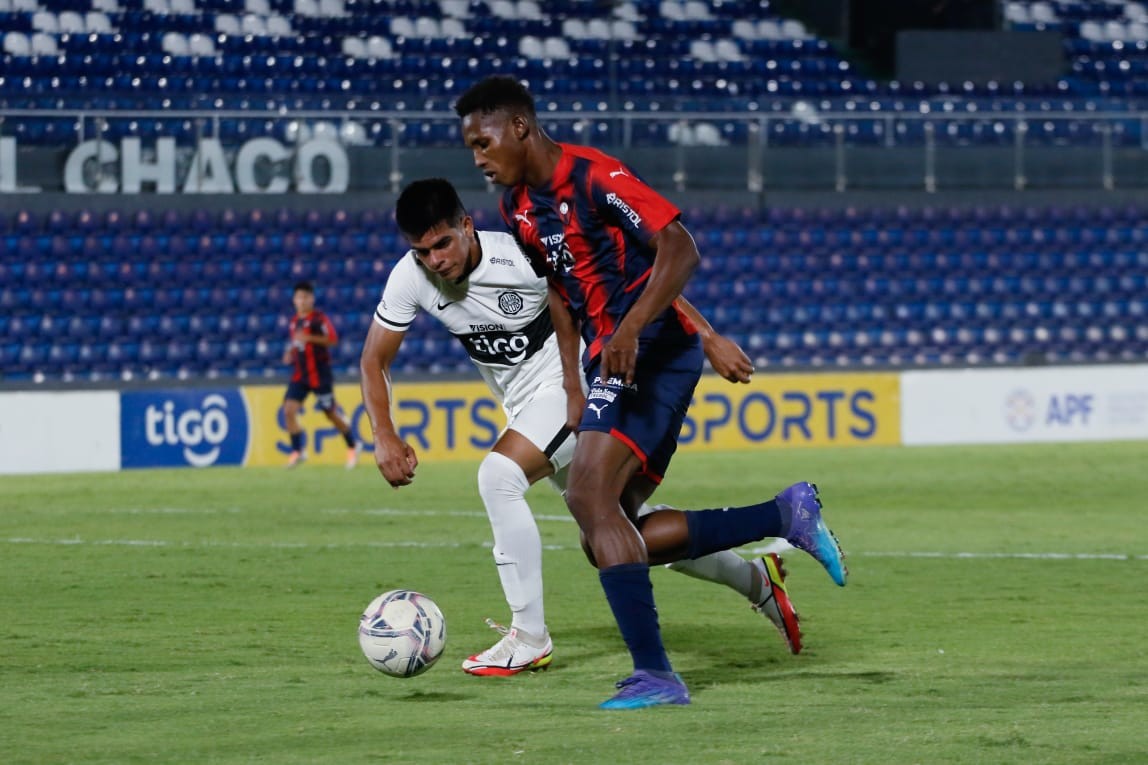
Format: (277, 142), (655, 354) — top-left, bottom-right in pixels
(4, 536), (1146, 560)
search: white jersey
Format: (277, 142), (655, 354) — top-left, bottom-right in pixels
(373, 230), (564, 417)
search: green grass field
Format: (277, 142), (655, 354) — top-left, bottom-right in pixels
(2, 442), (1146, 765)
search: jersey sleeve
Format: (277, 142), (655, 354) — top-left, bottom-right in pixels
(373, 256), (421, 332)
(501, 189), (550, 278)
(314, 311), (338, 343)
(591, 164), (680, 244)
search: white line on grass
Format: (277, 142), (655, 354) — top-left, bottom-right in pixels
(4, 536), (1146, 560)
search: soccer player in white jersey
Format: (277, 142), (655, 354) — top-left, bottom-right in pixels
(360, 178), (803, 676)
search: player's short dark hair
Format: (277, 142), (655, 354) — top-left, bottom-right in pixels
(454, 75), (537, 120)
(293, 280), (314, 294)
(395, 178), (468, 239)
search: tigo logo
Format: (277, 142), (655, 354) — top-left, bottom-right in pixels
(122, 389), (249, 468)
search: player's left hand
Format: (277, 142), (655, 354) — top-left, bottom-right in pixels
(600, 328), (639, 386)
(703, 333), (754, 383)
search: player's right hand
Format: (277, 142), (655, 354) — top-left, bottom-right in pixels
(374, 431), (418, 487)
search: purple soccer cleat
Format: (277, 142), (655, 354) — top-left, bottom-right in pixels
(599, 670), (691, 710)
(777, 482), (848, 586)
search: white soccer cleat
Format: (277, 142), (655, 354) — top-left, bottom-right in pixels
(462, 619), (553, 676)
(752, 553), (803, 655)
(345, 441), (363, 470)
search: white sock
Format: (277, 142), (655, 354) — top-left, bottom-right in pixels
(636, 503), (760, 603)
(477, 452), (547, 638)
(667, 550), (760, 603)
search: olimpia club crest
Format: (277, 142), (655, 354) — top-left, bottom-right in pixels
(498, 291), (524, 315)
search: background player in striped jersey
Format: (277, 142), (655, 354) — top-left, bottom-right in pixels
(281, 280), (362, 469)
(457, 76), (847, 709)
(360, 179), (803, 678)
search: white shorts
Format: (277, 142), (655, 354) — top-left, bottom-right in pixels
(505, 383), (577, 476)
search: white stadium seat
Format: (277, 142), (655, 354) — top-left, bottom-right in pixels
(188, 33), (216, 56)
(241, 14), (267, 36)
(266, 15), (293, 37)
(714, 38), (744, 62)
(441, 0), (470, 18)
(215, 14), (241, 35)
(780, 19), (808, 39)
(611, 20), (639, 40)
(490, 0), (515, 18)
(294, 0), (320, 16)
(757, 19), (782, 39)
(3, 32), (32, 56)
(366, 35), (394, 58)
(441, 17), (466, 38)
(390, 17), (415, 37)
(561, 18), (588, 39)
(518, 35), (544, 58)
(31, 10), (59, 33)
(30, 32), (60, 55)
(659, 1), (683, 21)
(342, 36), (367, 58)
(85, 11), (114, 33)
(688, 39), (716, 62)
(517, 0), (543, 20)
(543, 36), (571, 59)
(586, 18), (610, 38)
(732, 19), (759, 39)
(683, 0), (712, 20)
(162, 31), (190, 56)
(415, 17), (441, 37)
(57, 11), (86, 33)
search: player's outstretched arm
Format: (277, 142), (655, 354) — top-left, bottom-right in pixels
(604, 220), (700, 385)
(360, 322), (419, 487)
(548, 283), (586, 431)
(674, 296), (754, 384)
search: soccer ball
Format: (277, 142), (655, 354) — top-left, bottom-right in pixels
(358, 590), (446, 678)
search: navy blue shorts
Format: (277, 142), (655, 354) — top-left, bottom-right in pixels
(579, 339), (703, 483)
(284, 380), (336, 411)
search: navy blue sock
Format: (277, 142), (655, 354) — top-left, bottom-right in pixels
(290, 431), (305, 451)
(684, 500), (784, 560)
(341, 430), (355, 448)
(598, 563), (673, 674)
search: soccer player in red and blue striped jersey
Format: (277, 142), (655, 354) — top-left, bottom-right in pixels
(458, 77), (848, 710)
(281, 280), (362, 469)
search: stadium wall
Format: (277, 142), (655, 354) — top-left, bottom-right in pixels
(3, 365), (1145, 474)
(8, 143), (1148, 195)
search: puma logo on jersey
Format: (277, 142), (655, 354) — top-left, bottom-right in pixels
(587, 402), (608, 419)
(514, 211), (532, 227)
(609, 169), (628, 178)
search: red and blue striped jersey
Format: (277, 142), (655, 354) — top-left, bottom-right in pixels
(500, 143), (697, 362)
(288, 310), (337, 387)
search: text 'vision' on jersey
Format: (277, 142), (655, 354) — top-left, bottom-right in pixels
(500, 143), (697, 361)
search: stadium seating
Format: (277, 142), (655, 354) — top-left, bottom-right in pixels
(1, 201), (1144, 382)
(1, 0), (1146, 148)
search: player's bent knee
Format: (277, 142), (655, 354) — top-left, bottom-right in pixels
(579, 531), (598, 568)
(477, 452), (530, 506)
